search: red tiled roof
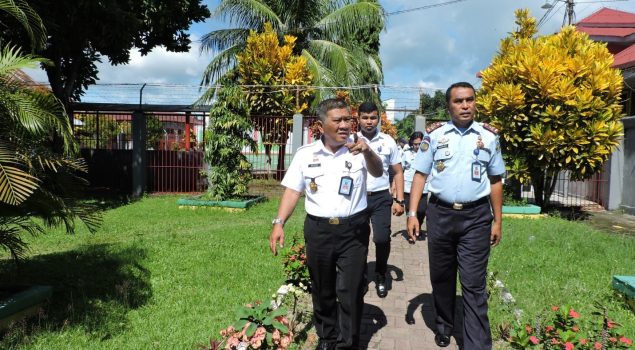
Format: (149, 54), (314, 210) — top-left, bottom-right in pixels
(577, 7), (635, 27)
(613, 43), (635, 68)
(577, 26), (635, 38)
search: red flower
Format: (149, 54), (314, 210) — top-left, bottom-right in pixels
(594, 342), (602, 349)
(551, 305), (560, 311)
(545, 326), (554, 332)
(607, 320), (616, 329)
(610, 337), (617, 343)
(568, 309), (580, 319)
(525, 325), (532, 333)
(529, 336), (539, 345)
(620, 336), (633, 345)
(551, 338), (559, 345)
(565, 342), (574, 350)
(579, 338), (587, 345)
(572, 326), (579, 332)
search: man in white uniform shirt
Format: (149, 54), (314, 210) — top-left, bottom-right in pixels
(356, 102), (404, 298)
(269, 98), (382, 350)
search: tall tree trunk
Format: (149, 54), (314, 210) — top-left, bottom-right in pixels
(543, 170), (559, 209)
(531, 168), (545, 209)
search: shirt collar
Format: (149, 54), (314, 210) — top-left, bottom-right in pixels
(316, 138), (348, 156)
(445, 120), (480, 136)
(358, 130), (381, 142)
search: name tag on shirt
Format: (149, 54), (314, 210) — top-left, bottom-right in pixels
(308, 163), (321, 168)
(472, 161), (482, 182)
(338, 176), (353, 196)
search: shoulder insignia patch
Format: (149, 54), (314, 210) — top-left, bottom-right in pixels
(425, 122), (445, 134)
(482, 123), (499, 134)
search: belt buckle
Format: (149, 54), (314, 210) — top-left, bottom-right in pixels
(328, 217), (340, 225)
(452, 203), (463, 210)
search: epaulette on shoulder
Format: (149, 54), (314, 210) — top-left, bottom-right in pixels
(425, 122), (445, 134)
(482, 122), (499, 135)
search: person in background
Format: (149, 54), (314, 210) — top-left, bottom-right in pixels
(269, 98), (383, 350)
(402, 131), (428, 239)
(406, 82), (505, 349)
(357, 101), (405, 298)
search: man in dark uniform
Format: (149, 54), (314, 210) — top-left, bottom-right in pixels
(357, 102), (404, 298)
(406, 82), (505, 349)
(269, 98), (382, 350)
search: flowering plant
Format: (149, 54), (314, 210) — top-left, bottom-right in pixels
(281, 236), (310, 292)
(201, 302), (294, 350)
(507, 304), (633, 349)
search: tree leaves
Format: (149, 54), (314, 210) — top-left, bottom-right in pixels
(478, 9), (624, 207)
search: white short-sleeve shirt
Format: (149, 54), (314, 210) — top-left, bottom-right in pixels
(281, 139), (369, 217)
(357, 131), (400, 192)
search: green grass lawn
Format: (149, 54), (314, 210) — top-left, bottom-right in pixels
(2, 196), (634, 349)
(488, 215), (635, 340)
(0, 196), (306, 350)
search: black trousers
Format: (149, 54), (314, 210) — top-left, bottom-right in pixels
(426, 199), (493, 350)
(304, 212), (370, 350)
(404, 192), (428, 227)
(367, 190), (392, 275)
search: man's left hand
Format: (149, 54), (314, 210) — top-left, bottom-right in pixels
(490, 223), (502, 247)
(392, 202), (404, 216)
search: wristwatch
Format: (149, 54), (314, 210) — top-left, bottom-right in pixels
(393, 198), (405, 206)
(271, 218), (285, 226)
(406, 211), (417, 217)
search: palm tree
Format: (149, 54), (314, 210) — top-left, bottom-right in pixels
(200, 0), (385, 104)
(0, 1), (100, 260)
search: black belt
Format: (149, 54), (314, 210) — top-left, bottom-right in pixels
(307, 210), (367, 225)
(429, 194), (489, 210)
(367, 189), (389, 196)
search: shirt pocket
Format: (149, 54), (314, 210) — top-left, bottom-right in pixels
(433, 146), (454, 161)
(476, 151), (491, 166)
(348, 162), (365, 188)
(303, 165), (325, 191)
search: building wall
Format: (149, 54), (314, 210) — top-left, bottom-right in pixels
(621, 116), (635, 214)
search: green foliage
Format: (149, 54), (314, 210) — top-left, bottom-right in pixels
(478, 9), (624, 208)
(488, 216), (635, 344)
(0, 11), (101, 261)
(237, 23), (313, 116)
(395, 90), (448, 139)
(506, 304), (633, 349)
(201, 0), (385, 106)
(0, 0), (209, 106)
(214, 302), (293, 350)
(281, 236), (310, 292)
(145, 115), (165, 149)
(0, 196), (291, 349)
(204, 86), (256, 200)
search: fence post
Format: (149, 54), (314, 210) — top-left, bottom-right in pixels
(292, 113), (303, 155)
(606, 137), (624, 210)
(415, 114), (426, 133)
(132, 110), (147, 198)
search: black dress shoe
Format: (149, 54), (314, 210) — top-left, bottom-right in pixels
(434, 334), (451, 347)
(376, 274), (388, 298)
(315, 340), (335, 350)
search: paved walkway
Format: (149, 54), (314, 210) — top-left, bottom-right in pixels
(361, 215), (461, 350)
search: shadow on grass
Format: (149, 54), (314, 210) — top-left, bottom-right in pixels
(543, 206), (591, 221)
(0, 244), (152, 345)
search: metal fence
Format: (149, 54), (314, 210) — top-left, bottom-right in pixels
(72, 109), (321, 196)
(519, 170), (608, 210)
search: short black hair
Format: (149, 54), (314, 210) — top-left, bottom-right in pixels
(316, 98), (350, 122)
(409, 131), (424, 146)
(445, 82), (475, 103)
(358, 101), (379, 114)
